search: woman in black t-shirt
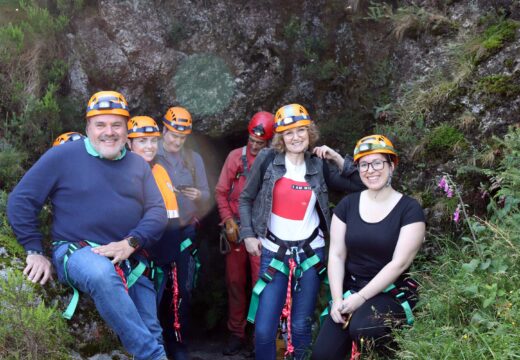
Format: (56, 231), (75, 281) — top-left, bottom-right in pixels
(312, 135), (426, 359)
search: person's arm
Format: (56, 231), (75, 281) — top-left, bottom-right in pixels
(124, 164), (168, 249)
(194, 152), (210, 202)
(342, 221), (425, 314)
(215, 151), (237, 223)
(328, 214), (348, 324)
(238, 148), (270, 254)
(313, 145), (344, 169)
(323, 154), (365, 193)
(7, 149), (60, 285)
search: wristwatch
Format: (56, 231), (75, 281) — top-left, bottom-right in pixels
(126, 236), (140, 250)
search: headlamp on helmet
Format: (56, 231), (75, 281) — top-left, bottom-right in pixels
(86, 91), (130, 119)
(274, 104), (312, 133)
(127, 116), (161, 138)
(52, 132), (86, 147)
(162, 107), (193, 134)
(248, 111), (275, 141)
(353, 135), (398, 165)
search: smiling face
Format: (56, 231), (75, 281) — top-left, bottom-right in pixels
(86, 114), (128, 160)
(162, 127), (187, 153)
(281, 126), (309, 155)
(128, 136), (159, 163)
(357, 153), (394, 190)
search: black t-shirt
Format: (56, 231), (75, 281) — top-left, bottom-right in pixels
(333, 191), (425, 279)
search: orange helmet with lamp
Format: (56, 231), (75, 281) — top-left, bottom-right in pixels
(353, 135), (398, 165)
(273, 104), (312, 133)
(86, 91), (130, 119)
(52, 132), (85, 147)
(162, 106), (192, 134)
(127, 116), (161, 138)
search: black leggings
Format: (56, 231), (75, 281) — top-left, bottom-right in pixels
(311, 292), (410, 360)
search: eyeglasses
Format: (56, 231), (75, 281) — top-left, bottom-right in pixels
(248, 137), (266, 146)
(282, 126), (308, 139)
(357, 159), (389, 172)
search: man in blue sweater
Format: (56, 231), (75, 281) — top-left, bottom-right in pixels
(155, 106), (210, 360)
(7, 91), (168, 360)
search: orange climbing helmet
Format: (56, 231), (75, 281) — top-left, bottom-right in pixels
(353, 134), (398, 165)
(274, 104), (312, 133)
(127, 116), (161, 138)
(248, 111), (275, 141)
(52, 132), (85, 147)
(86, 91), (130, 119)
(162, 106), (192, 134)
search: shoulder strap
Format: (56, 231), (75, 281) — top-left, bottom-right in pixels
(183, 148), (197, 184)
(241, 146), (249, 178)
(260, 150), (277, 179)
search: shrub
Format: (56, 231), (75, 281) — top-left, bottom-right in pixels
(0, 270), (73, 359)
(425, 124), (467, 159)
(0, 140), (28, 190)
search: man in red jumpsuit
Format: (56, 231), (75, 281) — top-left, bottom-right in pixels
(215, 111), (275, 355)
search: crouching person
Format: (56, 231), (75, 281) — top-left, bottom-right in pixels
(7, 91), (168, 360)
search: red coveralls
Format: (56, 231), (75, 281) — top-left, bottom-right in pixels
(215, 144), (261, 340)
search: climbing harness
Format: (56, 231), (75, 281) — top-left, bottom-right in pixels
(168, 237), (201, 343)
(54, 240), (162, 320)
(247, 227), (326, 324)
(171, 266), (182, 343)
(319, 277), (418, 325)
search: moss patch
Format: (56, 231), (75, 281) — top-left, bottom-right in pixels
(425, 124), (467, 160)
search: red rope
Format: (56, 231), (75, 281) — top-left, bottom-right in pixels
(114, 264), (128, 292)
(171, 265), (182, 343)
(281, 258), (297, 358)
(350, 340), (361, 360)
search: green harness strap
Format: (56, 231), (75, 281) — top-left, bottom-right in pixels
(384, 283), (414, 325)
(247, 258), (289, 323)
(56, 240), (153, 320)
(319, 284), (415, 325)
(180, 238), (201, 287)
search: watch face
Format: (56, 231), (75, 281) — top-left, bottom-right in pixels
(128, 237), (139, 249)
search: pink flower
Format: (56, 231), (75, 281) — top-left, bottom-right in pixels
(453, 205), (461, 223)
(447, 189), (453, 198)
(438, 176), (447, 190)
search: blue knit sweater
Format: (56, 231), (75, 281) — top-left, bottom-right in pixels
(7, 140), (167, 253)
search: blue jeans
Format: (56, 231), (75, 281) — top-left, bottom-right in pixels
(53, 243), (166, 360)
(255, 247), (324, 360)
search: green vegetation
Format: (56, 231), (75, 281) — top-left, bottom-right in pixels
(477, 74), (520, 97)
(467, 18), (519, 63)
(0, 270), (73, 359)
(425, 124), (467, 159)
(394, 127), (520, 358)
(391, 6), (457, 40)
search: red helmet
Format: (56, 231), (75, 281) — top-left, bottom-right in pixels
(248, 111), (275, 141)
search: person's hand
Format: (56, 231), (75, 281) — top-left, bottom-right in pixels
(313, 145), (342, 162)
(91, 239), (135, 264)
(342, 292), (366, 314)
(330, 298), (348, 324)
(181, 187), (201, 201)
(244, 237), (262, 256)
(225, 218), (239, 243)
(24, 254), (53, 285)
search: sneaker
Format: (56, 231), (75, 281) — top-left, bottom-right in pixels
(223, 334), (244, 356)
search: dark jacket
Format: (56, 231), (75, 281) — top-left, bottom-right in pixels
(238, 148), (364, 242)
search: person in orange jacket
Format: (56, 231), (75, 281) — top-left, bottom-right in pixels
(215, 111), (275, 355)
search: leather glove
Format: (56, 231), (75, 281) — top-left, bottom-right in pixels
(225, 218), (239, 243)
